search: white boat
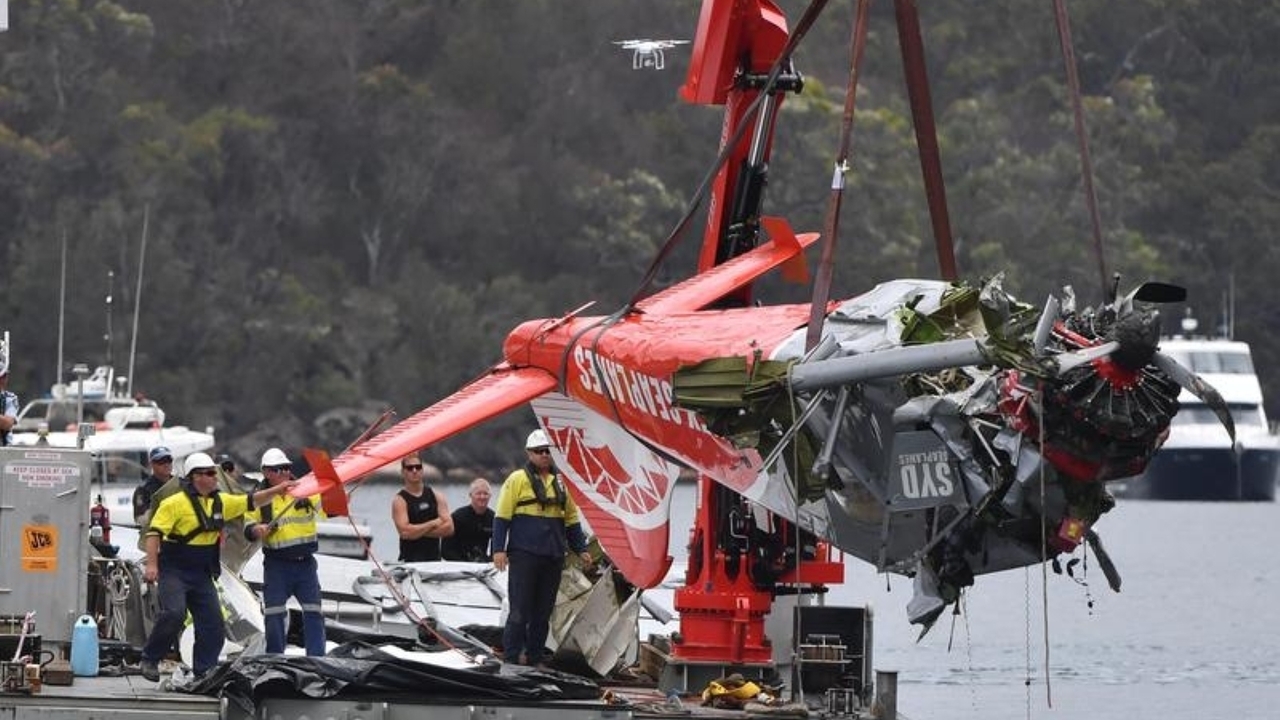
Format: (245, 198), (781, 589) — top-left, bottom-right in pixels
(9, 368), (217, 520)
(1123, 337), (1280, 501)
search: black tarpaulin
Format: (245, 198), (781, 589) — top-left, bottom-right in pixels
(181, 641), (600, 713)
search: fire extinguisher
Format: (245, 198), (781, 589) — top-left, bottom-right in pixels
(90, 496), (111, 544)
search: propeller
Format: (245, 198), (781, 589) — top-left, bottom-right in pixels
(1041, 279), (1235, 443)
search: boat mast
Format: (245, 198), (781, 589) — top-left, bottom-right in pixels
(57, 228), (67, 386)
(126, 204), (149, 400)
(104, 269), (114, 371)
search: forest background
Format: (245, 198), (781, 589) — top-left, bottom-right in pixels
(1, 0), (1275, 474)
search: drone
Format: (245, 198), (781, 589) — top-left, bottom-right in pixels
(613, 39), (689, 70)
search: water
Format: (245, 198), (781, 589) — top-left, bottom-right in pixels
(348, 480), (1280, 719)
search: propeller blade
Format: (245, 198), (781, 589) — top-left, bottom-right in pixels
(1085, 529), (1121, 592)
(1053, 341), (1119, 375)
(1130, 281), (1187, 305)
(1152, 351), (1236, 442)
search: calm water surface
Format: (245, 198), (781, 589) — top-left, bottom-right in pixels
(349, 481), (1280, 719)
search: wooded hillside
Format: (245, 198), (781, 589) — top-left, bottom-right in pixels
(2, 0), (1276, 471)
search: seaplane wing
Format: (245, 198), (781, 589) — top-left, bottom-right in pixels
(291, 365), (556, 497)
(636, 216), (813, 315)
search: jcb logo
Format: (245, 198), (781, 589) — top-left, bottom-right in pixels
(898, 461), (954, 499)
(25, 529), (54, 549)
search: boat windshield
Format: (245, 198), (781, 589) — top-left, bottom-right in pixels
(1175, 402), (1266, 428)
(97, 452), (151, 489)
(1168, 351), (1255, 375)
(14, 397), (144, 432)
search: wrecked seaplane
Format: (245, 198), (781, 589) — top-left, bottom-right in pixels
(293, 260), (1234, 640)
(285, 0), (1237, 655)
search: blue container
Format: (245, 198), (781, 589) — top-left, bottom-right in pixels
(70, 615), (99, 677)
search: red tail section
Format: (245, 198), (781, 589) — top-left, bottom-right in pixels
(290, 365), (557, 497)
(636, 218), (815, 315)
(302, 448), (350, 518)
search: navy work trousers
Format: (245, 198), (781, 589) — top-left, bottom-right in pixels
(142, 564), (223, 676)
(262, 555), (326, 655)
(502, 550), (563, 664)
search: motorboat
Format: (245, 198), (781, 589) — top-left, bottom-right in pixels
(9, 366), (217, 520)
(1121, 337), (1279, 501)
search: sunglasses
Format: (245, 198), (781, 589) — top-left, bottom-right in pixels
(529, 448), (552, 456)
(402, 464), (424, 472)
(265, 465), (292, 473)
(153, 458), (173, 464)
(192, 469), (218, 477)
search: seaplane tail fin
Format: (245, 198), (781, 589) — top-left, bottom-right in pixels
(530, 394), (679, 588)
(302, 448), (350, 517)
(636, 217), (817, 315)
(290, 365), (557, 497)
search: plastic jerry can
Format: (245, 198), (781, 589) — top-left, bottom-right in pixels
(70, 615), (100, 677)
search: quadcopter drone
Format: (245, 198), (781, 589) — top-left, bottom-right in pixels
(613, 39), (690, 70)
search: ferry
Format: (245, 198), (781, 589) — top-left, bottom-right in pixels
(1123, 336), (1279, 501)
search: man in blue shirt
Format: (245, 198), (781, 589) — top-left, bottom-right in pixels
(0, 354), (18, 446)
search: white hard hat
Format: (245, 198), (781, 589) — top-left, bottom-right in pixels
(525, 429), (549, 449)
(260, 447), (291, 468)
(184, 452), (216, 475)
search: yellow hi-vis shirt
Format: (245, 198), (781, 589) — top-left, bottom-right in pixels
(148, 490), (252, 545)
(245, 494), (324, 551)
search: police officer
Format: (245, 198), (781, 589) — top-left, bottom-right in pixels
(244, 448), (326, 655)
(139, 452), (296, 681)
(492, 430), (592, 666)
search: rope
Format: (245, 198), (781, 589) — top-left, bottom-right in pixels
(338, 512), (486, 662)
(1052, 0), (1109, 296)
(1024, 566), (1032, 720)
(105, 562), (133, 640)
(1037, 386), (1052, 708)
(805, 0), (872, 352)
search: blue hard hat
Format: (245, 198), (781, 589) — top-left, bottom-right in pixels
(149, 446), (173, 462)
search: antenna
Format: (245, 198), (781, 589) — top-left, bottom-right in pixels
(57, 228), (67, 385)
(127, 204), (149, 399)
(104, 269), (114, 368)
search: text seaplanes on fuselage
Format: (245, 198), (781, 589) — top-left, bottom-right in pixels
(896, 448), (956, 499)
(571, 346), (708, 430)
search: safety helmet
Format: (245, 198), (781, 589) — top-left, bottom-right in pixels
(260, 447), (291, 468)
(184, 452), (216, 475)
(525, 429), (550, 450)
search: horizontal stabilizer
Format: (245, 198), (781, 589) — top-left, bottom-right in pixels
(302, 448), (350, 517)
(291, 365), (556, 497)
(637, 218), (818, 315)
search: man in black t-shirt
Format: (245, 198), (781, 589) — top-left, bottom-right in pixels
(443, 477), (495, 561)
(391, 453), (454, 561)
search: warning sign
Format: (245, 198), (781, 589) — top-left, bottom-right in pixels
(3, 463), (82, 488)
(21, 524), (58, 572)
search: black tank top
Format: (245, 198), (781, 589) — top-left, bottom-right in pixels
(398, 487), (442, 561)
